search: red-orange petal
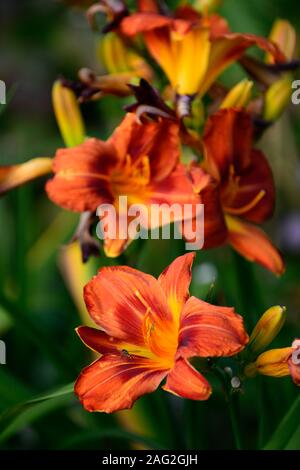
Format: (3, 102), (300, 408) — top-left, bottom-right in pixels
(200, 33), (286, 94)
(46, 139), (117, 212)
(75, 354), (168, 413)
(203, 109), (254, 182)
(76, 326), (126, 354)
(149, 163), (197, 220)
(226, 215), (285, 276)
(178, 296), (248, 358)
(108, 114), (180, 182)
(188, 164), (228, 249)
(222, 149), (275, 223)
(120, 13), (173, 36)
(158, 253), (195, 323)
(162, 357), (211, 400)
(84, 265), (171, 347)
(288, 357), (300, 386)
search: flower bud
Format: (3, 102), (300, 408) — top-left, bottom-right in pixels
(193, 0), (223, 14)
(98, 32), (153, 81)
(52, 80), (86, 148)
(263, 76), (292, 121)
(254, 347), (292, 377)
(220, 79), (253, 110)
(0, 158), (53, 196)
(266, 19), (296, 63)
(249, 306), (287, 354)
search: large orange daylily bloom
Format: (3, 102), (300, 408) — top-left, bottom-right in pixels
(46, 113), (197, 257)
(245, 339), (300, 386)
(188, 108), (284, 275)
(75, 253), (248, 413)
(120, 1), (285, 97)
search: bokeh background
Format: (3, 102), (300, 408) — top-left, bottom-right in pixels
(0, 0), (299, 450)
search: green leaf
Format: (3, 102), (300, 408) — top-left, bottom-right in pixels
(24, 382), (74, 405)
(285, 424), (300, 450)
(0, 382), (74, 444)
(0, 369), (32, 408)
(263, 396), (300, 450)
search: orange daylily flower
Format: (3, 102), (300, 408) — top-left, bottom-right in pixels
(120, 2), (285, 97)
(46, 113), (197, 257)
(245, 339), (300, 386)
(187, 108), (284, 275)
(75, 253), (248, 412)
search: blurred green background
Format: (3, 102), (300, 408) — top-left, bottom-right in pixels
(0, 0), (299, 450)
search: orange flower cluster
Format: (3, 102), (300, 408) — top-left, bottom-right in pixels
(0, 0), (299, 413)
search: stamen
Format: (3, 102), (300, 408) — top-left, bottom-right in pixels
(134, 289), (150, 309)
(224, 189), (266, 215)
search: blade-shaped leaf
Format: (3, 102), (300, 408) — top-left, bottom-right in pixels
(264, 396), (300, 450)
(0, 383), (74, 444)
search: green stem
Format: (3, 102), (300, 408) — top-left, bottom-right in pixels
(232, 251), (268, 449)
(213, 366), (243, 450)
(227, 394), (242, 450)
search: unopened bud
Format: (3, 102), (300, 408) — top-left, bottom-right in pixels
(98, 32), (153, 81)
(266, 19), (296, 63)
(220, 79), (253, 110)
(52, 80), (86, 148)
(193, 0), (223, 14)
(263, 76), (292, 121)
(249, 306), (287, 354)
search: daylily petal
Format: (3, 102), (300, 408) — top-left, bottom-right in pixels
(188, 165), (227, 248)
(288, 357), (300, 386)
(203, 109), (253, 181)
(101, 212), (136, 258)
(221, 149), (275, 223)
(75, 354), (168, 413)
(226, 215), (285, 276)
(149, 163), (197, 219)
(158, 253), (195, 323)
(200, 33), (286, 95)
(103, 235), (132, 259)
(162, 357), (211, 400)
(46, 139), (117, 212)
(172, 26), (211, 96)
(0, 158), (53, 196)
(108, 114), (180, 181)
(120, 13), (173, 36)
(288, 341), (300, 386)
(76, 326), (128, 354)
(84, 265), (171, 347)
(178, 296), (248, 358)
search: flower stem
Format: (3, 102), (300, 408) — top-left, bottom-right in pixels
(227, 394), (243, 450)
(213, 366), (243, 449)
